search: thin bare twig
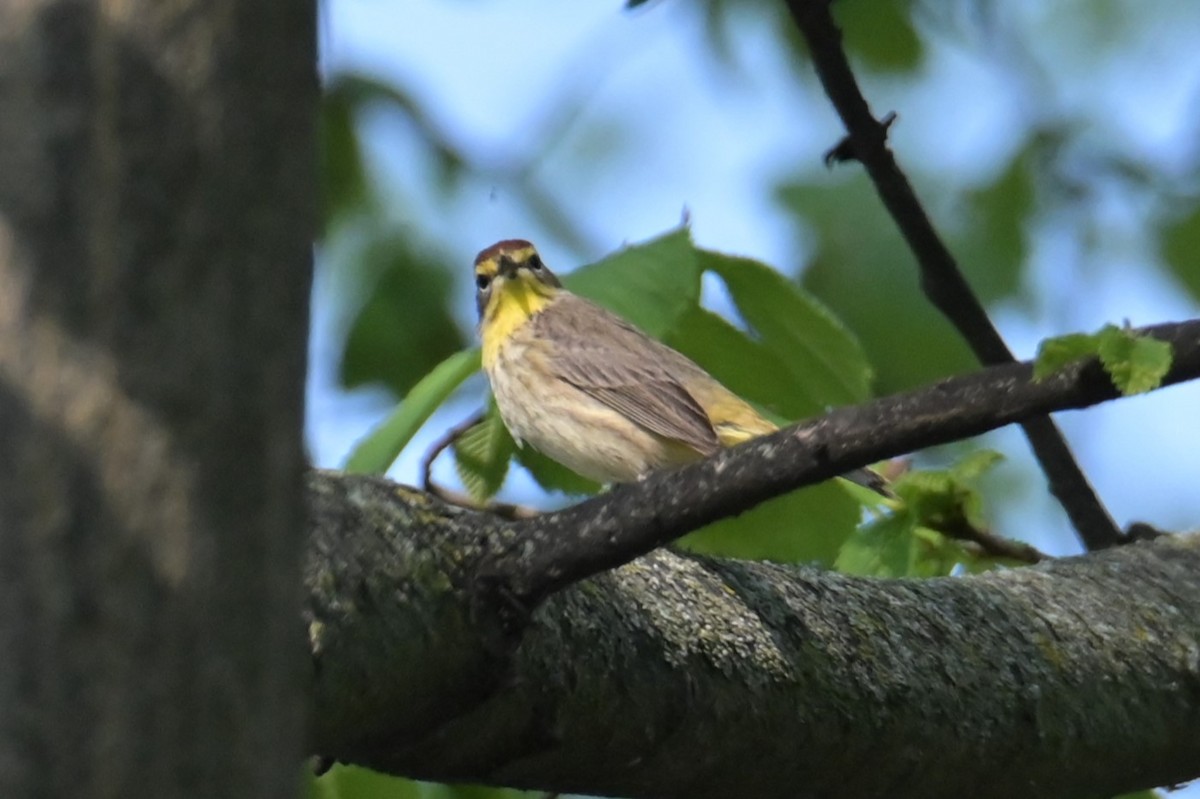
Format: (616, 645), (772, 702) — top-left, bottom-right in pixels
(927, 517), (1047, 564)
(783, 0), (1125, 552)
(421, 411), (538, 521)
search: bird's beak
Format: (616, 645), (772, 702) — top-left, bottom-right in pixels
(497, 257), (521, 280)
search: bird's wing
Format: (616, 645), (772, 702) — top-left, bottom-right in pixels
(533, 298), (720, 456)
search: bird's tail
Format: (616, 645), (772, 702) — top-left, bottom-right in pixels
(842, 467), (894, 499)
(714, 418), (778, 447)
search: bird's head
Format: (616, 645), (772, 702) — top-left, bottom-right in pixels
(473, 239), (563, 321)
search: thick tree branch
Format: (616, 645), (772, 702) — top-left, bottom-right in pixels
(489, 319), (1199, 607)
(306, 472), (1200, 799)
(784, 0), (1124, 551)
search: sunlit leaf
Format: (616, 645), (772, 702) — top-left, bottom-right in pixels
(310, 767), (540, 799)
(948, 450), (1005, 483)
(897, 471), (984, 539)
(344, 349), (480, 474)
(895, 450), (1002, 530)
(1034, 332), (1101, 380)
(428, 782), (544, 799)
(1035, 325), (1172, 395)
(452, 404), (602, 501)
(1096, 325), (1173, 396)
(310, 765), (424, 799)
(453, 410), (514, 501)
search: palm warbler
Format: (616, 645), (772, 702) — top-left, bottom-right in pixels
(475, 239), (887, 493)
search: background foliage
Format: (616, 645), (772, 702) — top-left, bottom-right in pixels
(311, 0), (1200, 796)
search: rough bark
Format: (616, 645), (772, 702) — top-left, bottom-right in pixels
(307, 471), (1200, 799)
(0, 2), (315, 797)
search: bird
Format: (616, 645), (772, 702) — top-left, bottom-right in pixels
(474, 238), (888, 494)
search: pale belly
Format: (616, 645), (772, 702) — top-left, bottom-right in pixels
(486, 340), (696, 484)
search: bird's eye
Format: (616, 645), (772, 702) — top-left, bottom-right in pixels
(476, 274), (491, 291)
(528, 255), (543, 271)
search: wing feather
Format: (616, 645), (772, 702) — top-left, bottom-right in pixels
(533, 297), (720, 455)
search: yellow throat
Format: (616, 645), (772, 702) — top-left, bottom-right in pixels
(479, 269), (558, 369)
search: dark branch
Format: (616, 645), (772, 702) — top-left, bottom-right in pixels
(783, 0), (1124, 551)
(483, 319), (1200, 607)
(926, 517), (1046, 564)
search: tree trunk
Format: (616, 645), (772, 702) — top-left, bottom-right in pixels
(0, 2), (316, 796)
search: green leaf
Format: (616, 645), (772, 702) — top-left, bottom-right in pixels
(1034, 332), (1101, 380)
(948, 449), (1005, 483)
(341, 235), (468, 397)
(1035, 325), (1172, 395)
(563, 227), (701, 337)
(310, 768), (538, 799)
(781, 178), (978, 394)
(311, 765), (424, 799)
(895, 450), (1002, 531)
(701, 250), (873, 408)
(344, 349), (480, 474)
(862, 452), (1023, 576)
(837, 512), (976, 578)
(835, 512), (919, 577)
(910, 525), (975, 578)
(897, 470), (987, 535)
(835, 0), (922, 72)
(428, 783), (541, 799)
(451, 404), (602, 501)
(325, 74), (465, 199)
(680, 481), (860, 566)
(320, 87), (370, 230)
(1096, 325), (1173, 395)
(956, 146), (1036, 304)
(662, 306), (812, 420)
(452, 410), (514, 501)
(1160, 201), (1200, 303)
